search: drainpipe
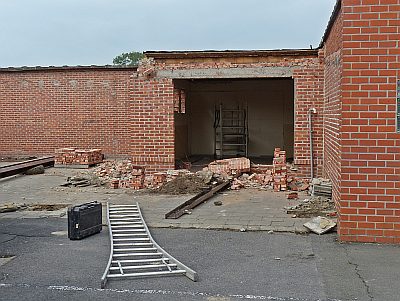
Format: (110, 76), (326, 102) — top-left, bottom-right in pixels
(309, 108), (317, 180)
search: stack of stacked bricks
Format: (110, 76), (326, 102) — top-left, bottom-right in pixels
(55, 148), (103, 166)
(126, 166), (145, 190)
(272, 148), (287, 191)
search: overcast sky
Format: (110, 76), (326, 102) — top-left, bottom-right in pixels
(0, 0), (336, 67)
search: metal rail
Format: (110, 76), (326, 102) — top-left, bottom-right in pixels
(0, 156), (54, 179)
(101, 202), (197, 288)
(165, 180), (230, 219)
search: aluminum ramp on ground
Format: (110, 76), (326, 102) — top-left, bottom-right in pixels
(101, 202), (197, 288)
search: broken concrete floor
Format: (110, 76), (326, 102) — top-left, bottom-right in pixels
(0, 167), (312, 233)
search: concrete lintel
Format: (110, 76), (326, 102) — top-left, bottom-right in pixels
(156, 66), (294, 79)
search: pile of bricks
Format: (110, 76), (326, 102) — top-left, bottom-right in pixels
(272, 148), (287, 191)
(250, 163), (273, 174)
(207, 157), (251, 176)
(55, 148), (103, 166)
(93, 160), (145, 190)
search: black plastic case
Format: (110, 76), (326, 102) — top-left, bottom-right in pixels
(68, 201), (102, 240)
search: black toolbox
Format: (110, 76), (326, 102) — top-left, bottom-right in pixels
(68, 201), (102, 240)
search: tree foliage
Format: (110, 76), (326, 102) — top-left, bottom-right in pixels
(113, 51), (144, 66)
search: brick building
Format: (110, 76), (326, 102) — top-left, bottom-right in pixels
(0, 0), (399, 243)
(322, 0), (400, 243)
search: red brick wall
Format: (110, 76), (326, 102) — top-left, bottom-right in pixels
(0, 69), (134, 157)
(293, 51), (325, 178)
(143, 55), (325, 178)
(130, 70), (175, 173)
(323, 5), (343, 232)
(340, 0), (400, 243)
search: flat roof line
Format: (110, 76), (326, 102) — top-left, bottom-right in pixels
(144, 49), (319, 59)
(0, 65), (138, 73)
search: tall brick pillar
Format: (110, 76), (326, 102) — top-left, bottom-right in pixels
(131, 59), (175, 173)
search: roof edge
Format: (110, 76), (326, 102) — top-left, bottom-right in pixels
(0, 65), (138, 73)
(144, 49), (319, 59)
(319, 0), (341, 48)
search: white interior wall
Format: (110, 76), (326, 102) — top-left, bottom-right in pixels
(174, 79), (294, 159)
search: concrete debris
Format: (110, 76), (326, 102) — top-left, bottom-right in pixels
(303, 216), (337, 235)
(285, 196), (336, 218)
(23, 165), (45, 175)
(195, 170), (214, 184)
(55, 148), (103, 166)
(61, 176), (93, 187)
(311, 178), (332, 197)
(214, 200), (223, 206)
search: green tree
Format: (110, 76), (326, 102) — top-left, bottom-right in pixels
(113, 51), (144, 66)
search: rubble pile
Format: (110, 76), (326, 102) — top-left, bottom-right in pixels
(250, 163), (273, 174)
(86, 151), (308, 194)
(55, 148), (103, 166)
(144, 169), (193, 189)
(201, 154), (308, 192)
(285, 196), (336, 218)
(230, 171), (273, 190)
(155, 173), (209, 195)
(92, 160), (144, 189)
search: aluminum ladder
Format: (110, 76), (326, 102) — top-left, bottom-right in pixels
(101, 202), (197, 288)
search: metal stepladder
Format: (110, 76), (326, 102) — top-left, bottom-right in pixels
(101, 203), (197, 288)
(214, 103), (248, 159)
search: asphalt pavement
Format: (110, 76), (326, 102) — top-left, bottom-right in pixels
(1, 218), (400, 301)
